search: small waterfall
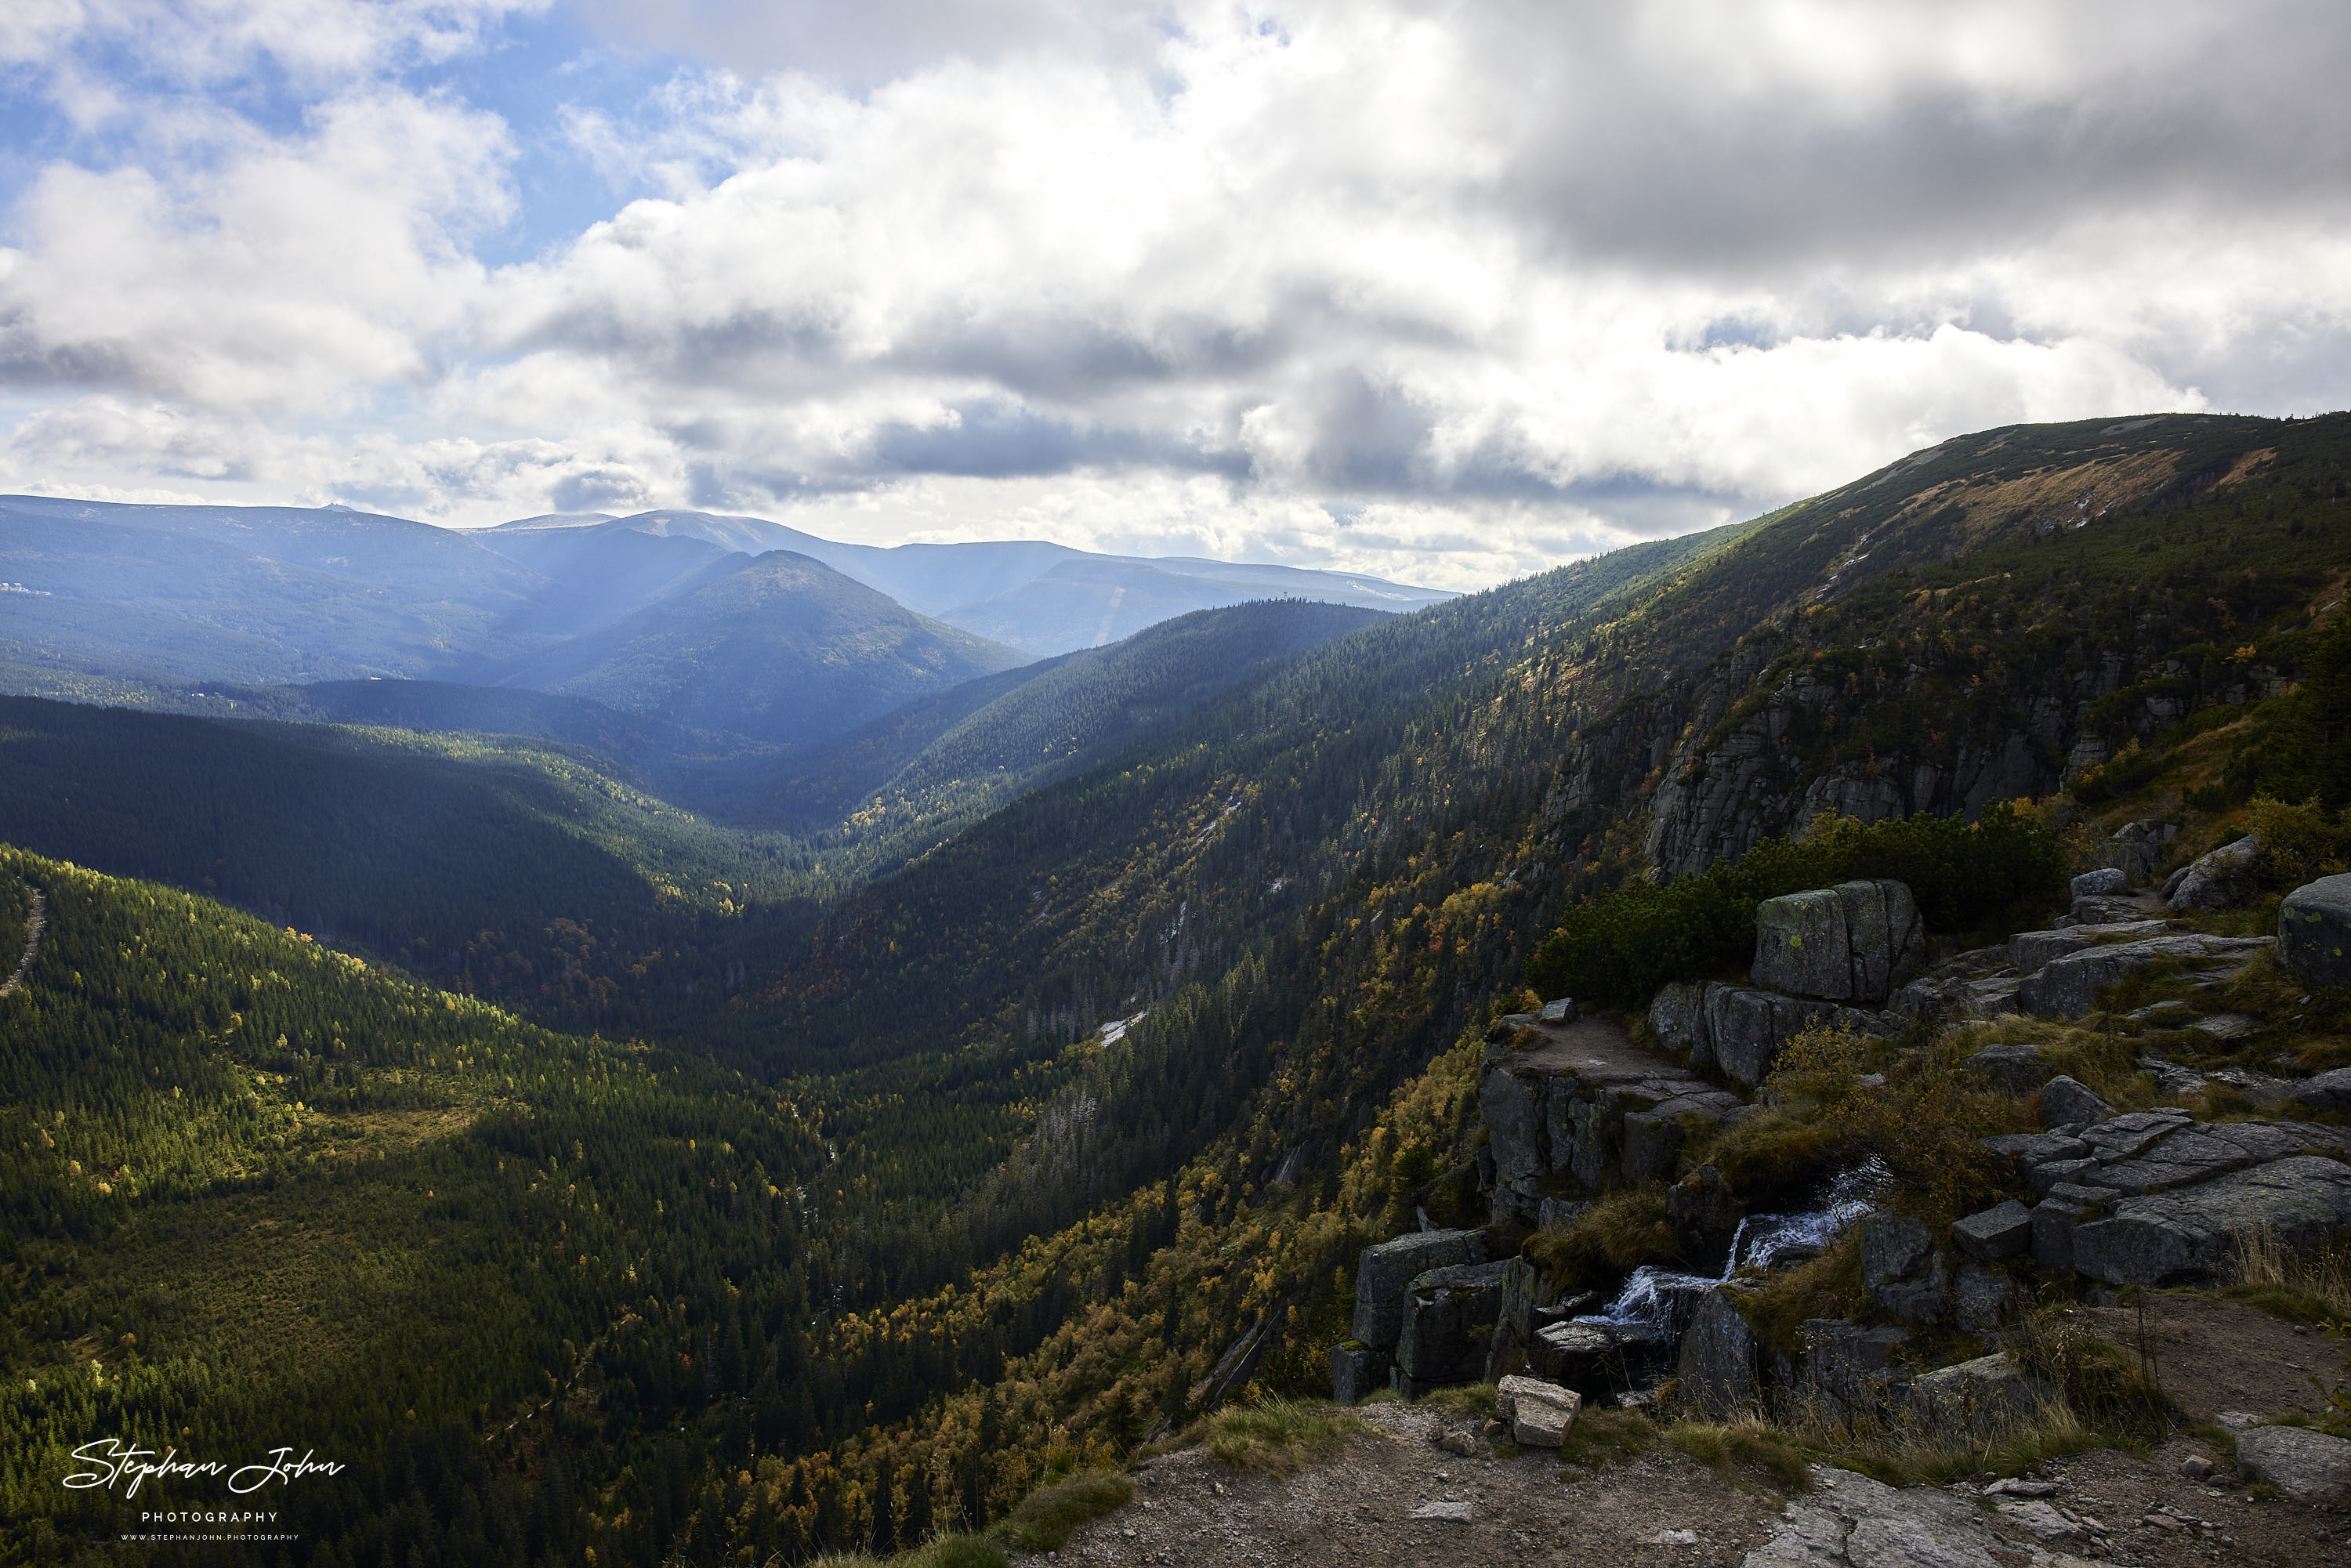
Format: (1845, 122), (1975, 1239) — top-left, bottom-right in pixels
(1575, 1157), (1891, 1334)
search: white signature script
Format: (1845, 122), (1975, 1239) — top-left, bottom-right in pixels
(63, 1440), (346, 1497)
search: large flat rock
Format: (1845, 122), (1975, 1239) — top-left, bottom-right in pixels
(2070, 1155), (2351, 1286)
(2016, 933), (2273, 1017)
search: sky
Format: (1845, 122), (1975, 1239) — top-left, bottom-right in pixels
(1, 2), (2347, 591)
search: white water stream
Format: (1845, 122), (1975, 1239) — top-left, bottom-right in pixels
(1576, 1157), (1891, 1334)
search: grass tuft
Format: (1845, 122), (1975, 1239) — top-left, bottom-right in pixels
(2224, 1224), (2351, 1324)
(1556, 1406), (1658, 1473)
(1201, 1397), (1367, 1476)
(1416, 1382), (1497, 1417)
(907, 1534), (1012, 1568)
(1666, 1419), (1813, 1492)
(994, 1470), (1135, 1552)
(1741, 1235), (1867, 1360)
(1523, 1185), (1679, 1293)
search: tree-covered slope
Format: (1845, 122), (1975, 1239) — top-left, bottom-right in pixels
(0, 495), (545, 685)
(706, 599), (1387, 838)
(0, 698), (821, 1031)
(0, 849), (833, 1566)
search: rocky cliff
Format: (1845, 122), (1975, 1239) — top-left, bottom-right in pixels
(1533, 411), (2350, 882)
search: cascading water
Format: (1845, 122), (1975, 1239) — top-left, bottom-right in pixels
(1575, 1158), (1892, 1338)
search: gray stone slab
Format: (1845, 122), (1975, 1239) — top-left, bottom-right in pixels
(2038, 1074), (2114, 1129)
(2018, 934), (2274, 1018)
(2235, 1423), (2351, 1502)
(1951, 1200), (2033, 1262)
(2171, 835), (2262, 911)
(2071, 1156), (2351, 1286)
(1752, 879), (1926, 1003)
(2078, 1110), (2191, 1161)
(2289, 1065), (2351, 1115)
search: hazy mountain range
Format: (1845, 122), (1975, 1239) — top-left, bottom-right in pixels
(0, 494), (1451, 754)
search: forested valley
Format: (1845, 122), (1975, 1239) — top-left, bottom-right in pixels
(5, 411), (2351, 1564)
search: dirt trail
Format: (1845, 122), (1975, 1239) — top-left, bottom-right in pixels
(1021, 1394), (2349, 1568)
(1, 885), (43, 998)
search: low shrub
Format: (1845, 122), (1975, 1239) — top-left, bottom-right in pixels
(1752, 1023), (2028, 1227)
(1527, 804), (2067, 1008)
(908, 1536), (1012, 1568)
(1523, 1186), (1678, 1294)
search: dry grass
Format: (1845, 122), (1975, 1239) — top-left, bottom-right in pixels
(1523, 1184), (1679, 1291)
(2226, 1224), (2351, 1324)
(1702, 1106), (1849, 1201)
(1752, 1023), (2030, 1227)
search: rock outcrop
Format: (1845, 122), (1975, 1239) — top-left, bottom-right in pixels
(2279, 873), (2351, 989)
(2016, 932), (2273, 1017)
(1951, 1200), (2033, 1262)
(1351, 1229), (1486, 1355)
(1647, 980), (1896, 1088)
(1751, 880), (1926, 1003)
(2166, 834), (2262, 911)
(2290, 1066), (2351, 1116)
(1480, 1012), (1748, 1222)
(2069, 1155), (2351, 1287)
(1675, 1284), (1762, 1418)
(1393, 1260), (1512, 1395)
(1859, 1214), (1946, 1324)
(1742, 1466), (2005, 1568)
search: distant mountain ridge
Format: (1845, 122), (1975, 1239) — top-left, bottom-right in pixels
(478, 508), (1454, 654)
(0, 493), (1449, 749)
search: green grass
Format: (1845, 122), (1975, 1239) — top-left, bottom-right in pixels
(909, 1534), (1013, 1568)
(1665, 1419), (1813, 1492)
(994, 1470), (1135, 1552)
(1741, 1236), (1869, 1359)
(1416, 1382), (1497, 1417)
(1523, 1184), (1680, 1292)
(1556, 1407), (1659, 1474)
(1201, 1397), (1367, 1476)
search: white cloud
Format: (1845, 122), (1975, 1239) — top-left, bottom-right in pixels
(0, 0), (2345, 585)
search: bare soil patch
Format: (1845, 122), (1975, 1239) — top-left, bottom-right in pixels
(1022, 1400), (1783, 1568)
(2079, 1293), (2341, 1422)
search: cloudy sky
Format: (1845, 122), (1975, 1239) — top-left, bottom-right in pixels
(1, 1), (2346, 589)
